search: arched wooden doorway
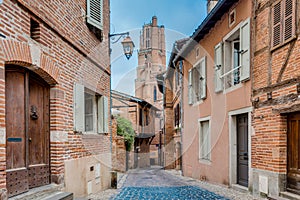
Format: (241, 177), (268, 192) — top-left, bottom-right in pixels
(5, 65), (50, 197)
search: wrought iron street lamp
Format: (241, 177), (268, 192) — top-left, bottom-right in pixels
(109, 32), (135, 60)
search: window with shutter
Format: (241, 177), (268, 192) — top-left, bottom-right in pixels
(214, 43), (223, 92)
(240, 18), (250, 81)
(74, 83), (108, 134)
(272, 0), (295, 47)
(200, 57), (207, 99)
(87, 0), (103, 31)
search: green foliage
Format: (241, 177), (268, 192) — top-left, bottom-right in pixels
(116, 116), (135, 151)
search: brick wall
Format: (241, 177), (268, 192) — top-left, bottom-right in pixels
(0, 0), (111, 197)
(112, 117), (126, 172)
(252, 0), (300, 196)
(252, 0), (300, 173)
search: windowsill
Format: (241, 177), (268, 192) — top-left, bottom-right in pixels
(199, 158), (212, 165)
(192, 99), (204, 106)
(271, 36), (296, 52)
(83, 131), (104, 135)
(224, 83), (243, 94)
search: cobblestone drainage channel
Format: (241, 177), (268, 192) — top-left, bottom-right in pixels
(112, 185), (229, 200)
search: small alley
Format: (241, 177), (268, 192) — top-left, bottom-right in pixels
(88, 167), (263, 200)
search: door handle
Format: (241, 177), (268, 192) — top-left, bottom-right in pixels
(243, 152), (248, 160)
(28, 138), (32, 142)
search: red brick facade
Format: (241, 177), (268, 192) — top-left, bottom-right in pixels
(0, 0), (111, 198)
(251, 0), (300, 197)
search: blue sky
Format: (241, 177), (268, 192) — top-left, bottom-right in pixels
(110, 0), (207, 95)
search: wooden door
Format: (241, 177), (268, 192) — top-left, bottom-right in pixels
(237, 114), (248, 187)
(5, 67), (50, 197)
(287, 113), (300, 194)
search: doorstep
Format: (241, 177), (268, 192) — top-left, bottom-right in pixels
(231, 184), (248, 193)
(9, 184), (73, 200)
(280, 191), (300, 200)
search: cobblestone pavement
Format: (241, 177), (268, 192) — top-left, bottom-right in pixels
(88, 167), (266, 200)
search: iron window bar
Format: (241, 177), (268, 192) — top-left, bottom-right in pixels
(218, 65), (242, 79)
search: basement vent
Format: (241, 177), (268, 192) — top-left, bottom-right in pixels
(30, 19), (40, 42)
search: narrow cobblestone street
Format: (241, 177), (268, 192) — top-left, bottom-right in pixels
(87, 167), (265, 200)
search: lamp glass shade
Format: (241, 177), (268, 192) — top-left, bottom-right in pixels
(121, 36), (135, 60)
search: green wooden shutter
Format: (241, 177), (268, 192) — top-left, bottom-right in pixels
(74, 83), (85, 132)
(240, 18), (250, 81)
(87, 0), (103, 30)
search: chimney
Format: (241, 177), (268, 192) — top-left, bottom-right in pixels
(152, 16), (157, 26)
(207, 0), (218, 14)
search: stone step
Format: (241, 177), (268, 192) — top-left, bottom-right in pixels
(280, 191), (300, 200)
(9, 184), (73, 200)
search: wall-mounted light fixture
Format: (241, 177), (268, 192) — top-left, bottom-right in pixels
(109, 32), (135, 60)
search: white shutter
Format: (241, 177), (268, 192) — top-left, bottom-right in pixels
(97, 96), (104, 133)
(188, 69), (193, 104)
(103, 96), (109, 133)
(240, 18), (250, 81)
(214, 43), (223, 92)
(200, 57), (206, 99)
(87, 0), (103, 30)
(97, 96), (109, 133)
(74, 83), (85, 132)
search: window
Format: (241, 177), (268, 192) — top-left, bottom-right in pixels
(196, 47), (200, 58)
(139, 108), (149, 126)
(272, 0), (295, 48)
(87, 0), (103, 31)
(229, 9), (236, 27)
(174, 104), (180, 128)
(214, 18), (250, 91)
(85, 92), (94, 131)
(145, 28), (151, 48)
(153, 86), (157, 102)
(74, 83), (108, 133)
(146, 39), (150, 48)
(30, 19), (40, 42)
(188, 57), (206, 104)
(146, 28), (150, 38)
(199, 119), (211, 161)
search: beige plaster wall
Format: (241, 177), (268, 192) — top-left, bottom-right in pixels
(64, 155), (111, 197)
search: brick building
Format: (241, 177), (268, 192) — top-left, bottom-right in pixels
(162, 38), (188, 170)
(0, 0), (111, 198)
(172, 0), (252, 189)
(252, 0), (300, 198)
(111, 90), (160, 168)
(135, 16), (165, 166)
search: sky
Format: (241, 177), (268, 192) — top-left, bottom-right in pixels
(110, 0), (207, 95)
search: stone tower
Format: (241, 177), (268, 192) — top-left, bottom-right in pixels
(135, 16), (166, 108)
(135, 16), (166, 166)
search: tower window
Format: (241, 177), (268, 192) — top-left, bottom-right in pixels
(154, 86), (157, 102)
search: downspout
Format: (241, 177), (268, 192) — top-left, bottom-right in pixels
(179, 60), (184, 175)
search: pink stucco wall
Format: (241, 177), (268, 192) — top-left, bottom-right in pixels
(181, 0), (252, 185)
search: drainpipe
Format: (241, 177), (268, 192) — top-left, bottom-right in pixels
(179, 60), (184, 175)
